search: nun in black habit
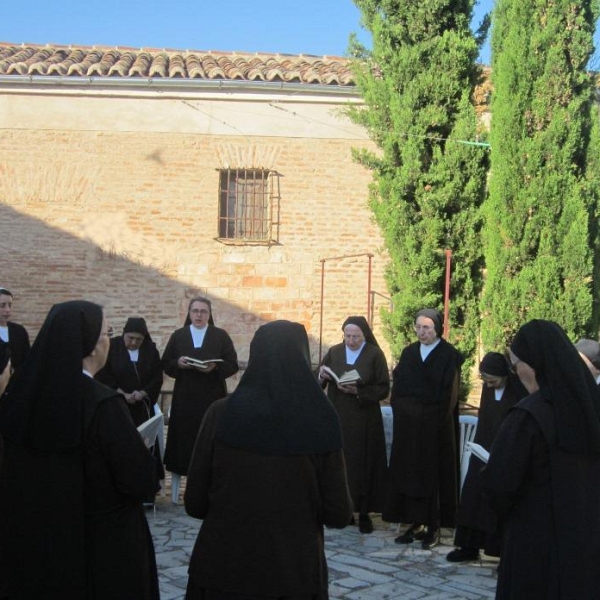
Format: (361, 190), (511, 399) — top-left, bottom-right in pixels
(0, 288), (30, 373)
(384, 308), (464, 550)
(97, 317), (163, 426)
(0, 301), (159, 600)
(317, 316), (389, 533)
(162, 297), (239, 504)
(96, 316), (165, 498)
(184, 320), (353, 600)
(481, 320), (600, 599)
(446, 352), (527, 563)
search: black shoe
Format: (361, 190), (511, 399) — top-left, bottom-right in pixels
(421, 528), (440, 550)
(349, 515), (356, 526)
(358, 514), (373, 534)
(446, 547), (479, 562)
(394, 524), (426, 544)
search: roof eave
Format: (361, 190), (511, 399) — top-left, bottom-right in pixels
(0, 74), (359, 97)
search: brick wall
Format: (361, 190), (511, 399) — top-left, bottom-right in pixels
(0, 89), (393, 384)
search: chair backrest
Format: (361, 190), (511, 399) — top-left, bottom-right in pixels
(458, 414), (478, 492)
(460, 443), (473, 493)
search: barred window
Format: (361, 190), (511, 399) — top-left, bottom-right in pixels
(218, 169), (275, 242)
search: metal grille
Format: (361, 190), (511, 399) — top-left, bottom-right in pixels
(218, 169), (272, 240)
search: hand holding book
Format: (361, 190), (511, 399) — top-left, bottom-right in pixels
(320, 365), (362, 386)
(180, 356), (224, 371)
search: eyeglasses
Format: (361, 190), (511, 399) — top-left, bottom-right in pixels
(190, 309), (210, 315)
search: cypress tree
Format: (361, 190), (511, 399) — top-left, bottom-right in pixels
(481, 0), (600, 348)
(348, 0), (489, 386)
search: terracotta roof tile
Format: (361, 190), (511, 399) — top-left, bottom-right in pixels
(0, 43), (355, 86)
(67, 49), (103, 76)
(46, 48), (83, 75)
(108, 51), (136, 76)
(168, 53), (187, 78)
(87, 49), (119, 76)
(220, 57), (245, 80)
(129, 51), (152, 77)
(186, 53), (207, 78)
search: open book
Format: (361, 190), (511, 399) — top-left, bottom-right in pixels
(137, 413), (163, 446)
(182, 356), (224, 370)
(321, 365), (362, 386)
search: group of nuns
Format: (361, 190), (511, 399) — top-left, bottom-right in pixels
(0, 296), (598, 600)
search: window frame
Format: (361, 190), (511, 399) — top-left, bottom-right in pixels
(217, 168), (279, 245)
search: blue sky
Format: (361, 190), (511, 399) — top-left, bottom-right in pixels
(0, 0), (597, 66)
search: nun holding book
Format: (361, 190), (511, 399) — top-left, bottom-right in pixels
(318, 316), (390, 534)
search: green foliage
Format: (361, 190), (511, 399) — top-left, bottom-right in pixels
(348, 0), (489, 393)
(480, 0), (600, 348)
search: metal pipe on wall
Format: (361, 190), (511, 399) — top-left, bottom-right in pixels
(318, 252), (374, 362)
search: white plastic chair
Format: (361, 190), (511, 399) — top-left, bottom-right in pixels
(459, 415), (478, 492)
(460, 440), (490, 495)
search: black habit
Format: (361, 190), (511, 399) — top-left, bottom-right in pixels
(162, 324), (238, 475)
(184, 320), (353, 600)
(482, 395), (600, 599)
(0, 300), (159, 600)
(96, 333), (163, 426)
(320, 340), (389, 513)
(5, 321), (30, 373)
(481, 319), (600, 599)
(454, 374), (527, 555)
(384, 338), (463, 527)
(0, 379), (159, 600)
(96, 323), (165, 490)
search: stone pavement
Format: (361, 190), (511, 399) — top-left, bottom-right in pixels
(148, 498), (499, 600)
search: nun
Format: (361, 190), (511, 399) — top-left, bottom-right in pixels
(97, 316), (163, 426)
(0, 287), (30, 373)
(96, 316), (165, 501)
(446, 352), (527, 562)
(384, 308), (464, 550)
(481, 320), (600, 599)
(162, 296), (238, 504)
(0, 301), (159, 599)
(317, 316), (390, 534)
(184, 320), (353, 600)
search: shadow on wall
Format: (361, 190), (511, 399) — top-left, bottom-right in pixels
(0, 202), (296, 389)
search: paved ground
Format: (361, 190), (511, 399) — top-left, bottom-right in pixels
(148, 497), (499, 600)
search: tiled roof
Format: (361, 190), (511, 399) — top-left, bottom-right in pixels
(0, 42), (493, 114)
(0, 43), (355, 86)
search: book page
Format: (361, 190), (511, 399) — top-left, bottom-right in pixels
(321, 365), (341, 384)
(137, 413), (163, 445)
(183, 356), (224, 369)
(338, 369), (361, 385)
